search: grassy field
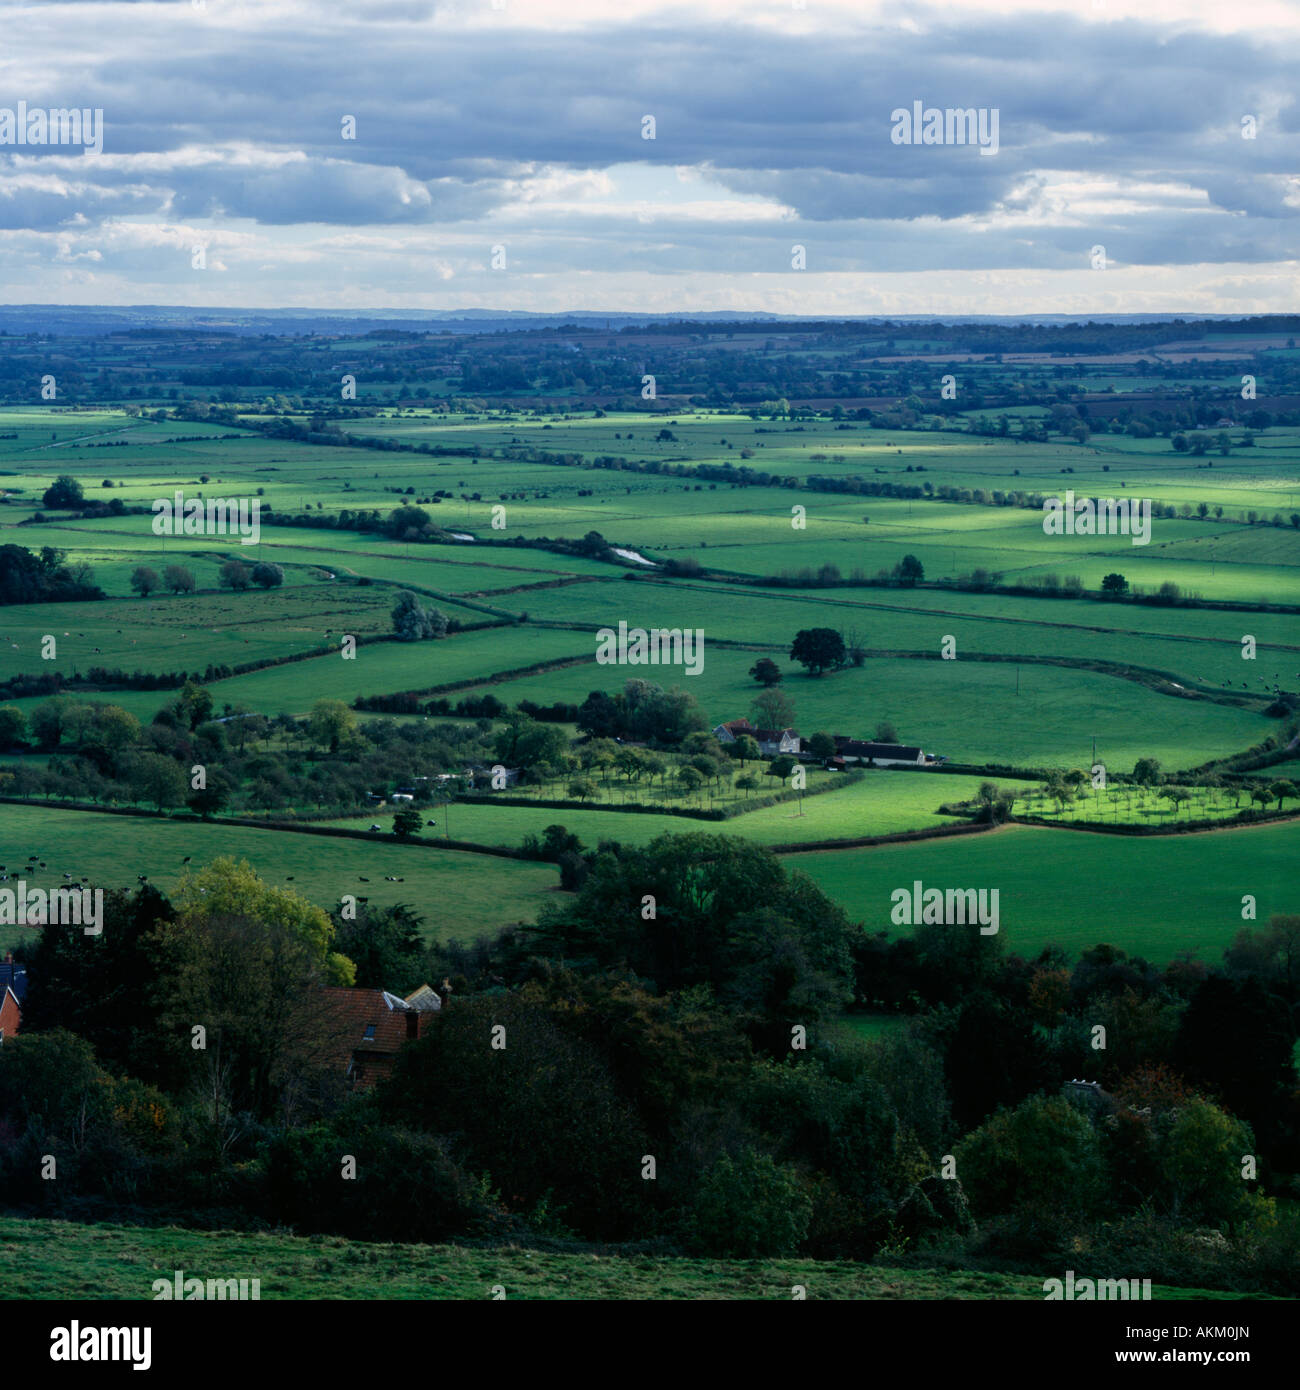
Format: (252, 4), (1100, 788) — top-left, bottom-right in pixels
(0, 804), (558, 954)
(324, 770), (997, 850)
(3, 400), (1298, 969)
(792, 819), (1300, 964)
(0, 1216), (1260, 1300)
(1014, 783), (1296, 825)
(454, 649), (1267, 771)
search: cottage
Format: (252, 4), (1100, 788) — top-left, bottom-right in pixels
(0, 984), (20, 1042)
(0, 952), (24, 1042)
(712, 718), (801, 757)
(321, 983), (441, 1090)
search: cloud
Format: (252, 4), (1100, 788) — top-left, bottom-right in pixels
(0, 0), (1295, 307)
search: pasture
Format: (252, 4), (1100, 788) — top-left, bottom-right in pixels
(0, 803), (559, 955)
(793, 819), (1300, 964)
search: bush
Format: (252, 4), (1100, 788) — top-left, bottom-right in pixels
(684, 1148), (812, 1257)
(265, 1121), (510, 1242)
(954, 1094), (1105, 1221)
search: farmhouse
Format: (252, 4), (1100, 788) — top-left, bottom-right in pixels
(712, 718), (801, 757)
(321, 984), (441, 1090)
(0, 952), (24, 1041)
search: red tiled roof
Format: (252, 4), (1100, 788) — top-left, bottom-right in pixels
(321, 988), (412, 1062)
(0, 985), (21, 1040)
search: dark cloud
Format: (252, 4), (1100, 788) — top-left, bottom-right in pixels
(0, 2), (1294, 292)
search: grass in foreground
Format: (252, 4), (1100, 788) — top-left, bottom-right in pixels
(0, 1217), (1260, 1301)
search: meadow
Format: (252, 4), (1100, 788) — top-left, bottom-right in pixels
(2, 396), (1298, 968)
(324, 769), (998, 850)
(0, 1215), (1253, 1301)
(454, 648), (1268, 772)
(794, 819), (1300, 963)
(0, 803), (558, 955)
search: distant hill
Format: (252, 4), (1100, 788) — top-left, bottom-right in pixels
(0, 304), (1297, 339)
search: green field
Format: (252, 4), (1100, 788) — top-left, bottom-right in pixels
(325, 770), (997, 850)
(0, 804), (558, 954)
(454, 649), (1267, 771)
(0, 1217), (1257, 1301)
(794, 819), (1300, 963)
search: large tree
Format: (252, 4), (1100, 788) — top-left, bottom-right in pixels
(391, 590), (448, 641)
(789, 627), (846, 677)
(524, 832), (856, 1042)
(750, 686), (797, 730)
(748, 657), (782, 687)
(42, 474), (84, 509)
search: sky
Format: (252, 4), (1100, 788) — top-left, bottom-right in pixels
(0, 0), (1296, 315)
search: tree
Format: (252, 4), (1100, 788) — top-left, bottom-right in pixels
(494, 711), (568, 773)
(1132, 757), (1161, 786)
(685, 1149), (811, 1257)
(1269, 780), (1295, 809)
(1175, 976), (1295, 1135)
(333, 905), (424, 993)
(527, 832), (855, 1032)
(391, 590), (448, 641)
(174, 679), (213, 731)
(748, 657), (782, 687)
(576, 689), (621, 739)
(893, 554), (924, 586)
(729, 734), (761, 765)
(308, 699), (357, 754)
(0, 704), (26, 750)
(42, 475), (84, 509)
(130, 566), (160, 597)
(807, 731), (836, 761)
(29, 697), (67, 750)
(789, 627), (846, 677)
(750, 686), (797, 730)
(153, 908), (351, 1123)
(874, 719), (899, 743)
(126, 752), (187, 811)
(188, 769), (237, 819)
(162, 564), (195, 595)
(219, 559), (252, 591)
(676, 766), (705, 796)
(567, 777), (600, 803)
(251, 562), (284, 589)
(954, 1094), (1104, 1220)
(1161, 786), (1191, 816)
(378, 989), (645, 1237)
(1101, 572), (1128, 598)
(393, 806), (423, 839)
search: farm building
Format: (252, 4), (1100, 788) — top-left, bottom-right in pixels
(830, 738), (930, 767)
(321, 984), (441, 1090)
(713, 719), (802, 757)
(0, 953), (24, 1042)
